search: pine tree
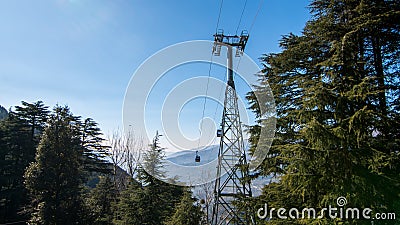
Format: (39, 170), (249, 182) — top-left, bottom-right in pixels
(80, 118), (112, 177)
(165, 190), (202, 225)
(0, 111), (32, 223)
(0, 101), (49, 223)
(113, 131), (184, 225)
(113, 179), (150, 225)
(85, 176), (117, 225)
(137, 131), (184, 223)
(1, 101), (111, 223)
(15, 101), (49, 143)
(247, 0), (400, 224)
(24, 106), (84, 224)
(137, 131), (166, 185)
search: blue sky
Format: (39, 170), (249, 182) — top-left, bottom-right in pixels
(0, 0), (310, 151)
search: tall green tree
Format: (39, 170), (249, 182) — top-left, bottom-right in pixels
(81, 118), (111, 175)
(24, 106), (84, 224)
(114, 131), (184, 225)
(0, 111), (32, 223)
(0, 101), (49, 223)
(85, 176), (117, 225)
(165, 189), (202, 225)
(113, 179), (149, 225)
(247, 0), (400, 224)
(15, 101), (49, 143)
(1, 101), (111, 223)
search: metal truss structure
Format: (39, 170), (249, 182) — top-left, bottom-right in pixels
(211, 30), (255, 225)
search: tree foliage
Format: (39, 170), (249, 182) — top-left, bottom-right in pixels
(247, 0), (400, 224)
(113, 131), (192, 225)
(0, 101), (49, 223)
(85, 176), (117, 225)
(165, 190), (202, 225)
(2, 101), (202, 224)
(24, 106), (84, 224)
(15, 103), (112, 224)
(81, 118), (111, 175)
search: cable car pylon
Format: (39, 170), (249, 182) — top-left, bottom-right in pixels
(211, 29), (255, 225)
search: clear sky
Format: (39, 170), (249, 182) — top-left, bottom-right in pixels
(0, 0), (310, 152)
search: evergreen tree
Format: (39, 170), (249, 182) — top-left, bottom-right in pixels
(113, 179), (150, 225)
(0, 111), (32, 223)
(24, 106), (84, 224)
(1, 101), (111, 223)
(165, 190), (202, 225)
(247, 0), (400, 224)
(113, 131), (184, 225)
(15, 101), (49, 143)
(81, 118), (111, 174)
(85, 176), (117, 225)
(137, 131), (166, 185)
(0, 101), (49, 223)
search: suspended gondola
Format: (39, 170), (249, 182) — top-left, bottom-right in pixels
(195, 150), (201, 162)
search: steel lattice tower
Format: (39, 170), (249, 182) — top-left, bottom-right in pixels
(211, 30), (255, 225)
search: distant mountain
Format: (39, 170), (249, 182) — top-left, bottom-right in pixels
(166, 140), (251, 167)
(164, 144), (271, 195)
(167, 145), (219, 167)
(0, 105), (8, 120)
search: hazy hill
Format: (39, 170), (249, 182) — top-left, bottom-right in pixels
(167, 145), (219, 167)
(166, 145), (270, 195)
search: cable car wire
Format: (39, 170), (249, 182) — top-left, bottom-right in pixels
(235, 0), (248, 35)
(196, 0), (225, 161)
(249, 0), (264, 34)
(210, 0), (264, 131)
(197, 55), (213, 149)
(197, 0), (264, 162)
(215, 0), (224, 32)
(234, 0), (264, 82)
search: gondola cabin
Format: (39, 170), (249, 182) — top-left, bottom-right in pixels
(195, 155), (201, 162)
(217, 129), (222, 137)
